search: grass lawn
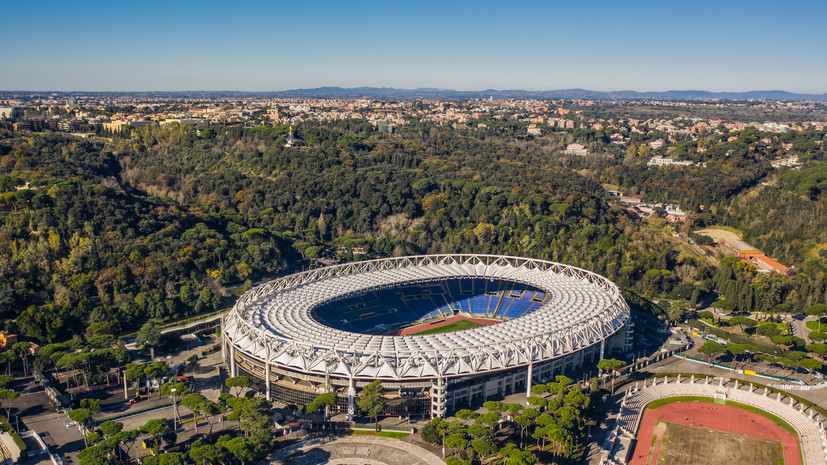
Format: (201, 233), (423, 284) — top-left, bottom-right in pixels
(806, 320), (825, 332)
(349, 430), (410, 439)
(412, 319), (483, 335)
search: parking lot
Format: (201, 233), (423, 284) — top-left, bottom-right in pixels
(15, 379), (84, 465)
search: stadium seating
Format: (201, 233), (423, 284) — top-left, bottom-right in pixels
(310, 277), (548, 333)
(241, 258), (618, 359)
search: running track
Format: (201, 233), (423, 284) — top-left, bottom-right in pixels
(629, 402), (801, 465)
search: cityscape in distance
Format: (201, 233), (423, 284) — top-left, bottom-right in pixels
(1, 2), (827, 465)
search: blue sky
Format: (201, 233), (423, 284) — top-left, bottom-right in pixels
(2, 0), (825, 92)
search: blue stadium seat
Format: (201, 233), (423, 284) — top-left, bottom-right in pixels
(313, 278), (546, 331)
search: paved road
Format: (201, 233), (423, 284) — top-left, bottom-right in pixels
(790, 315), (815, 344)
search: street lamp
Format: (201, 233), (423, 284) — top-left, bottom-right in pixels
(170, 387), (178, 431)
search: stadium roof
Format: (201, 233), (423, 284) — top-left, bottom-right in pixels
(224, 254), (629, 380)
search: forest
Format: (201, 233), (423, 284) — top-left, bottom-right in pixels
(0, 118), (825, 345)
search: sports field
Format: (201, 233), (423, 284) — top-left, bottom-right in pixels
(390, 315), (499, 336)
(653, 422), (783, 465)
(630, 400), (800, 465)
(411, 319), (482, 334)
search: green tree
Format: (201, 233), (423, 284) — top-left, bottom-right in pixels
(237, 397), (272, 447)
(306, 391), (337, 428)
(471, 438), (498, 460)
(143, 362), (168, 398)
(68, 407), (92, 447)
(0, 388), (19, 423)
(800, 358), (823, 381)
(420, 418), (443, 445)
(80, 398), (101, 412)
(597, 358), (627, 393)
(455, 409), (478, 421)
(201, 400), (225, 435)
(139, 417), (170, 453)
(182, 393), (207, 435)
(189, 443), (222, 465)
(11, 342), (31, 376)
(161, 382), (190, 427)
(357, 380), (387, 431)
(220, 436), (256, 465)
(144, 452), (185, 465)
(0, 351), (15, 376)
(135, 320), (162, 350)
(124, 362), (145, 383)
(697, 340), (726, 364)
(99, 420), (123, 437)
(225, 375), (252, 396)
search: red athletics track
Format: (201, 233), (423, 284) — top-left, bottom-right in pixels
(386, 315), (500, 336)
(629, 401), (800, 465)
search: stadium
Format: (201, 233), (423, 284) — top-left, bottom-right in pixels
(221, 254), (631, 418)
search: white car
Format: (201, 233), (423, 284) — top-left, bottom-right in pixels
(66, 422), (76, 428)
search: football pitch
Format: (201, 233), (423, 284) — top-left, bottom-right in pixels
(411, 319), (483, 334)
(655, 422), (784, 465)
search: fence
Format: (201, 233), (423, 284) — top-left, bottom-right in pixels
(349, 423), (414, 433)
(674, 353), (803, 384)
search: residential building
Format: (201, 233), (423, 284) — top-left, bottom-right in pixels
(564, 143), (588, 156)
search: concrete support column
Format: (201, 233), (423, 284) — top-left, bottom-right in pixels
(599, 339), (605, 361)
(431, 377), (447, 419)
(525, 363), (533, 404)
(221, 319), (226, 362)
(347, 377), (355, 420)
(264, 345), (271, 401)
(229, 345), (237, 377)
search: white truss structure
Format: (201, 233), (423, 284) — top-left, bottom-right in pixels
(223, 254), (629, 381)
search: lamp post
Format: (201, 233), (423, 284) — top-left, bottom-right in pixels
(170, 387), (178, 431)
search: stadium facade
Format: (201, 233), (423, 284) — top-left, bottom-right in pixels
(221, 254), (631, 418)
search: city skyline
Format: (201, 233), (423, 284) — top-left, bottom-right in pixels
(2, 0), (827, 93)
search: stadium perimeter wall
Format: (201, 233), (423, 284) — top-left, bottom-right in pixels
(221, 255), (631, 418)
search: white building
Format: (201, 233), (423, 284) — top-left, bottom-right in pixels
(771, 155), (800, 169)
(647, 157), (693, 167)
(565, 143), (588, 156)
(648, 139), (664, 149)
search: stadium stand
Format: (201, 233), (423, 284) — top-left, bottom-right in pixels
(312, 277), (547, 333)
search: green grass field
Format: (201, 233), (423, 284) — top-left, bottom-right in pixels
(806, 320), (826, 331)
(411, 319), (483, 335)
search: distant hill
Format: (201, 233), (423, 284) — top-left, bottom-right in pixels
(2, 88), (826, 102)
(268, 87), (827, 102)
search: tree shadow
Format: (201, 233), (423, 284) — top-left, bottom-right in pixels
(282, 447), (331, 464)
